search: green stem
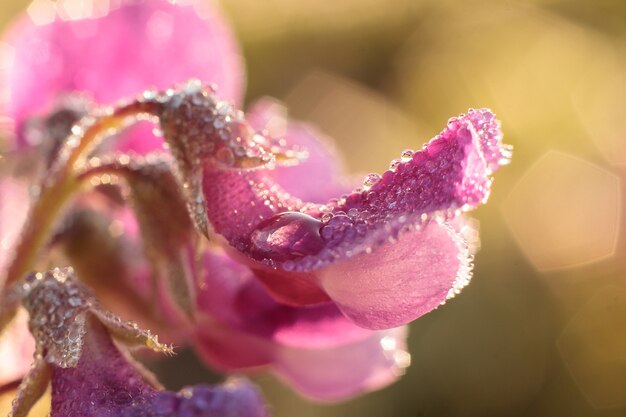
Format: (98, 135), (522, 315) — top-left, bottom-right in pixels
(2, 101), (161, 289)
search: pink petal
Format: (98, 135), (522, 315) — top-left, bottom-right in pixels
(319, 221), (472, 329)
(193, 249), (409, 401)
(247, 98), (353, 202)
(200, 109), (507, 327)
(273, 326), (408, 402)
(1, 0), (244, 150)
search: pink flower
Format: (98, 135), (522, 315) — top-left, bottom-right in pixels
(153, 87), (509, 330)
(11, 268), (268, 417)
(194, 246), (409, 402)
(0, 0), (243, 152)
(0, 0), (511, 406)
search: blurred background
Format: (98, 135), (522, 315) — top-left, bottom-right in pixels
(1, 0), (626, 416)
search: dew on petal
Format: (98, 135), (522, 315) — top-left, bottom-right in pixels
(249, 212), (324, 263)
(362, 173), (381, 190)
(400, 149), (414, 162)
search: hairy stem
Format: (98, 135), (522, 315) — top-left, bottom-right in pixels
(2, 101), (161, 290)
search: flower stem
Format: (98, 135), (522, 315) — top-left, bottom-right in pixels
(2, 101), (160, 290)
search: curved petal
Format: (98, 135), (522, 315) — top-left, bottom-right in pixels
(193, 249), (409, 401)
(273, 326), (408, 402)
(319, 220), (472, 329)
(1, 0), (244, 150)
(199, 108), (508, 327)
(247, 98), (353, 202)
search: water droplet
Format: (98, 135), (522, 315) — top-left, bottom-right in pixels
(142, 89), (157, 101)
(400, 149), (414, 162)
(183, 78), (202, 95)
(363, 173), (381, 190)
(249, 212), (324, 262)
(389, 159), (401, 171)
(320, 214), (354, 242)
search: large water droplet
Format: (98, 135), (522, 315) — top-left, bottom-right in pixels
(249, 212), (324, 262)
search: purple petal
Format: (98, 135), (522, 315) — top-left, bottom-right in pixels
(193, 249), (409, 401)
(1, 0), (244, 150)
(26, 267), (268, 417)
(200, 109), (506, 327)
(50, 316), (158, 415)
(50, 314), (268, 417)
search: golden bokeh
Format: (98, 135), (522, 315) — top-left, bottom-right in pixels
(2, 0), (626, 416)
(502, 151), (621, 271)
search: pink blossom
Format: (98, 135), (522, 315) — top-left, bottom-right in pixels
(0, 0), (243, 152)
(154, 88), (509, 330)
(0, 0), (511, 406)
(194, 247), (409, 402)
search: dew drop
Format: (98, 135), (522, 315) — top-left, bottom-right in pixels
(142, 89), (157, 101)
(389, 159), (401, 171)
(249, 212), (325, 262)
(183, 78), (202, 95)
(363, 173), (381, 190)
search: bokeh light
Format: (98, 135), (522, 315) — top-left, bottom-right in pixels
(502, 151), (621, 271)
(558, 286), (626, 409)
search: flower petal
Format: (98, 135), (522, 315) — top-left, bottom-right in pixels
(273, 327), (409, 402)
(247, 98), (353, 202)
(50, 315), (158, 415)
(1, 0), (244, 150)
(193, 249), (409, 401)
(319, 220), (472, 329)
(50, 314), (269, 417)
(199, 109), (506, 326)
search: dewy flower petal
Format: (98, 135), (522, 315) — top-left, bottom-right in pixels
(1, 0), (244, 151)
(246, 98), (354, 203)
(174, 97), (509, 329)
(193, 248), (409, 402)
(13, 267), (268, 417)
